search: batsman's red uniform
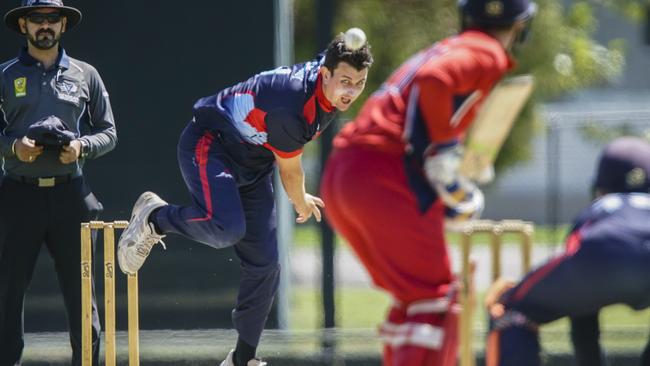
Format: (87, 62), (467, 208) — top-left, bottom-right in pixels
(321, 30), (514, 365)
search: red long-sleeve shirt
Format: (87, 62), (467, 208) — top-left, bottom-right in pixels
(334, 30), (513, 154)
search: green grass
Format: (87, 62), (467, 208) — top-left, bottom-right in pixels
(292, 224), (322, 249)
(290, 287), (650, 353)
(290, 287), (391, 330)
(292, 224), (572, 249)
(290, 223), (649, 354)
(445, 224), (571, 247)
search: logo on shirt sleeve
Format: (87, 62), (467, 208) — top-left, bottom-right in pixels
(14, 77), (27, 97)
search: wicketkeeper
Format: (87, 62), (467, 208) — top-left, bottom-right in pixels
(485, 136), (650, 365)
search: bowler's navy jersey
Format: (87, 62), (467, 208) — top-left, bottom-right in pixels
(192, 57), (337, 176)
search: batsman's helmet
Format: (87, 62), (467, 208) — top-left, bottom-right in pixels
(593, 137), (650, 194)
(459, 0), (537, 27)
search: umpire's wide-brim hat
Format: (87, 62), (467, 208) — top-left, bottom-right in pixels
(4, 0), (82, 34)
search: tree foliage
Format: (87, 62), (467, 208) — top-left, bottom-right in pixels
(596, 0), (648, 22)
(295, 0), (628, 171)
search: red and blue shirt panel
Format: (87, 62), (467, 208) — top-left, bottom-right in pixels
(193, 57), (336, 162)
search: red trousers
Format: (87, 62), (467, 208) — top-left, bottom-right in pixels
(321, 146), (458, 365)
(381, 299), (459, 366)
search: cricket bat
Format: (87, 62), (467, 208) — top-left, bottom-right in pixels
(459, 75), (535, 183)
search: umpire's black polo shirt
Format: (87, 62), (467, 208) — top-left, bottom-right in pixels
(0, 47), (117, 178)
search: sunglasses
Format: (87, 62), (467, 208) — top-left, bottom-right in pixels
(25, 12), (63, 24)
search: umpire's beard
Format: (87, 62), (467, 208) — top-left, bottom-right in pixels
(27, 30), (61, 50)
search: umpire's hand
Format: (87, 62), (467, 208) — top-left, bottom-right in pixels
(59, 140), (82, 164)
(15, 136), (44, 163)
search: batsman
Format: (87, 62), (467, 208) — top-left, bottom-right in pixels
(321, 0), (536, 364)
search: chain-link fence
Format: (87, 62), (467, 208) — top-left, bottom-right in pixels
(484, 108), (650, 245)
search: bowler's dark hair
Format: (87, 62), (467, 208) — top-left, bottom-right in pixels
(323, 34), (373, 72)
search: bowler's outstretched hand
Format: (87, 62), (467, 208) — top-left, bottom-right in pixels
(295, 193), (325, 224)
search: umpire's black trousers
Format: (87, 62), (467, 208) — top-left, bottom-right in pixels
(0, 176), (102, 366)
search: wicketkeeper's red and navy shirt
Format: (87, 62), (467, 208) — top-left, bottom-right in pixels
(192, 56), (336, 175)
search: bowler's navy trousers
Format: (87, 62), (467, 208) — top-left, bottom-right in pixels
(153, 121), (280, 347)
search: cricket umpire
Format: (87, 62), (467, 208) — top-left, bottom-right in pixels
(0, 1), (117, 365)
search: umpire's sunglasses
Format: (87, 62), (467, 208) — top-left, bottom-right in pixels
(24, 12), (63, 24)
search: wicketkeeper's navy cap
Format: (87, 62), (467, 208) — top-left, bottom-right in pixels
(459, 0), (537, 26)
(26, 115), (76, 148)
(4, 0), (82, 34)
(593, 136), (650, 194)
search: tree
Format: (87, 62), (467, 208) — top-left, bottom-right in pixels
(295, 0), (627, 171)
(600, 0), (648, 22)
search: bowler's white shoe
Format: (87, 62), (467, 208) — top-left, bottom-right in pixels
(220, 349), (267, 366)
(117, 192), (167, 274)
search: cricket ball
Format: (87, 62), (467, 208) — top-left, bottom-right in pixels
(344, 27), (367, 51)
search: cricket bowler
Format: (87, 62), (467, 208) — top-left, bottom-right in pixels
(117, 30), (373, 366)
